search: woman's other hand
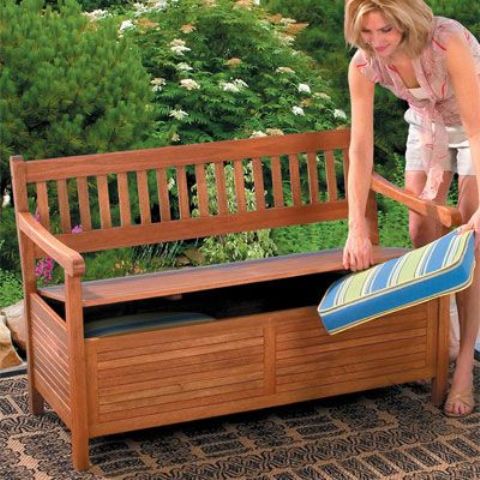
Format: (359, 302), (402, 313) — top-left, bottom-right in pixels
(343, 225), (374, 271)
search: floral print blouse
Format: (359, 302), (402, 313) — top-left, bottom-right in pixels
(353, 17), (480, 199)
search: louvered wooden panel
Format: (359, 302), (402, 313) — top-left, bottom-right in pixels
(275, 304), (434, 394)
(87, 324), (266, 428)
(30, 294), (71, 425)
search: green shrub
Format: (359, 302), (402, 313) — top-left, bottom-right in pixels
(0, 0), (154, 194)
(0, 267), (23, 309)
(119, 0), (344, 147)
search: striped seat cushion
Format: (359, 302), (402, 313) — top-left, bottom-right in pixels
(318, 229), (475, 334)
(84, 311), (215, 338)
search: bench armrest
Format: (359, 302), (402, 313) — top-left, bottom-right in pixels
(17, 212), (85, 277)
(371, 172), (463, 229)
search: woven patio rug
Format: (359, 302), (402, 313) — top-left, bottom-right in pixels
(1, 367), (480, 480)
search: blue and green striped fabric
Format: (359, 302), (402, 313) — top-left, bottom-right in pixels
(84, 311), (215, 338)
(318, 229), (475, 334)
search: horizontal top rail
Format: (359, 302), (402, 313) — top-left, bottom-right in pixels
(23, 130), (350, 182)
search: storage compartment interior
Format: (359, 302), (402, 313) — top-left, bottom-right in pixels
(43, 271), (346, 336)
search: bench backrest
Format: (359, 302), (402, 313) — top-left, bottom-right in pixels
(11, 129), (372, 256)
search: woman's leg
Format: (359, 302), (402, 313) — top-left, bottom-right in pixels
(405, 170), (453, 247)
(446, 175), (479, 415)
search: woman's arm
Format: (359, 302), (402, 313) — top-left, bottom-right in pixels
(445, 33), (480, 236)
(343, 52), (376, 271)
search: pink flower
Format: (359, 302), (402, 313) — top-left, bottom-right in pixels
(71, 224), (83, 234)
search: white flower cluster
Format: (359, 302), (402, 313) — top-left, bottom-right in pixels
(170, 39), (191, 56)
(250, 131), (268, 138)
(276, 67), (295, 74)
(169, 109), (189, 120)
(176, 62), (193, 72)
(220, 78), (248, 93)
(119, 20), (135, 33)
(151, 77), (167, 92)
(83, 9), (109, 21)
(291, 106), (305, 116)
(297, 83), (311, 94)
(333, 109), (347, 120)
(180, 79), (200, 90)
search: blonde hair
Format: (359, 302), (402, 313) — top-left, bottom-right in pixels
(344, 0), (433, 57)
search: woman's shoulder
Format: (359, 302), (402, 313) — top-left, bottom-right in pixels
(430, 16), (480, 57)
(431, 16), (473, 47)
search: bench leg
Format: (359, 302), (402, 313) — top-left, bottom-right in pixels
(431, 296), (450, 407)
(71, 429), (90, 471)
(29, 384), (45, 415)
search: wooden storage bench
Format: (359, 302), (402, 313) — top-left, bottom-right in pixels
(11, 129), (462, 470)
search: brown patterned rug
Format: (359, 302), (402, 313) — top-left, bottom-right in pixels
(1, 367), (480, 480)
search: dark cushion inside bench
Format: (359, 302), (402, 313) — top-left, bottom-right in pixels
(84, 311), (215, 338)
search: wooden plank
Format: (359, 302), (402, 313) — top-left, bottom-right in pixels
(325, 150), (338, 201)
(56, 179), (72, 233)
(117, 172), (131, 227)
(99, 379), (264, 414)
(306, 152), (319, 204)
(25, 130), (351, 182)
(35, 370), (71, 426)
(176, 166), (190, 220)
(36, 181), (50, 230)
(252, 158), (265, 210)
(288, 154), (302, 206)
(233, 160), (247, 212)
(156, 168), (171, 221)
(76, 176), (92, 231)
(64, 275), (90, 470)
(39, 245), (407, 307)
(98, 337), (264, 370)
(277, 329), (427, 361)
(97, 328), (263, 361)
(45, 200), (350, 255)
(214, 161), (228, 215)
(136, 170), (151, 224)
(270, 155), (284, 207)
(342, 148), (350, 197)
(100, 371), (264, 405)
(194, 164), (209, 217)
(277, 342), (426, 376)
(99, 363), (263, 396)
(96, 175), (112, 229)
(97, 352), (264, 387)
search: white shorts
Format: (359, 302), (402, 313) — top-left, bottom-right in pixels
(404, 108), (475, 176)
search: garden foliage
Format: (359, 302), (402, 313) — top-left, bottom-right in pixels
(0, 0), (153, 200)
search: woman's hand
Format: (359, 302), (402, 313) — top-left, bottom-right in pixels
(343, 225), (374, 271)
(459, 206), (480, 250)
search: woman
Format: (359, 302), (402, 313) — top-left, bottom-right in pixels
(343, 0), (480, 416)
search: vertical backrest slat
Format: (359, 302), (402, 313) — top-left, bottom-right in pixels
(176, 166), (190, 220)
(76, 177), (92, 231)
(56, 179), (72, 233)
(117, 173), (131, 227)
(270, 155), (284, 208)
(214, 162), (228, 215)
(96, 175), (112, 229)
(288, 154), (302, 207)
(233, 160), (247, 213)
(252, 158), (265, 210)
(194, 164), (209, 217)
(35, 181), (51, 230)
(342, 149), (350, 199)
(136, 170), (151, 224)
(325, 150), (338, 201)
(156, 168), (171, 221)
(306, 152), (319, 204)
